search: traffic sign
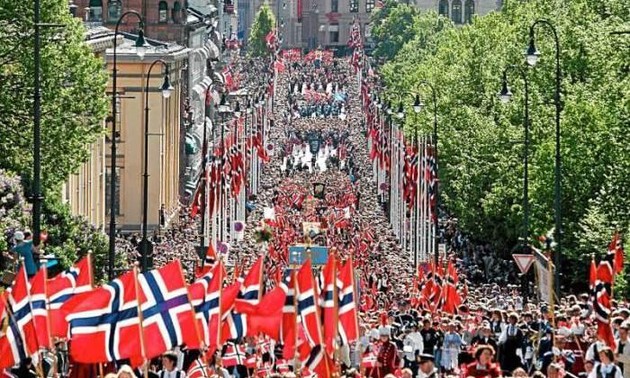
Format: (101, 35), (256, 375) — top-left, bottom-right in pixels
(512, 254), (535, 274)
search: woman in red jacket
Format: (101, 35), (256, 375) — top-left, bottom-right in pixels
(463, 345), (503, 378)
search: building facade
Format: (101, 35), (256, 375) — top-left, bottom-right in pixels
(105, 37), (189, 231)
(301, 0), (501, 49)
(61, 27), (121, 230)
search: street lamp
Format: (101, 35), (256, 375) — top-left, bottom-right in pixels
(396, 101), (404, 120)
(139, 59), (173, 272)
(415, 81), (439, 268)
(108, 11), (147, 280)
(498, 65), (530, 301)
(526, 19), (563, 297)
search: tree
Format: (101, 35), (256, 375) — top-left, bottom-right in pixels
(0, 0), (108, 194)
(378, 0), (630, 291)
(248, 3), (276, 58)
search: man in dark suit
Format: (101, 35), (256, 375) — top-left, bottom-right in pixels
(471, 321), (498, 354)
(499, 313), (525, 372)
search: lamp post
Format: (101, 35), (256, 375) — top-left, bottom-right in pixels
(414, 81), (439, 267)
(140, 59), (173, 272)
(108, 11), (149, 280)
(498, 64), (530, 302)
(525, 19), (562, 297)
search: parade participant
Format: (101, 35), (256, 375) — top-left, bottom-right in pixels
(470, 321), (498, 353)
(374, 326), (400, 378)
(586, 334), (610, 363)
(403, 322), (424, 377)
(464, 345), (503, 378)
(418, 354), (438, 378)
(441, 322), (463, 373)
(617, 322), (630, 378)
(498, 312), (524, 372)
(589, 347), (623, 378)
(158, 351), (186, 378)
(421, 319), (438, 355)
(117, 365), (135, 378)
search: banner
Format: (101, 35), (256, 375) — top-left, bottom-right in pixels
(533, 247), (554, 303)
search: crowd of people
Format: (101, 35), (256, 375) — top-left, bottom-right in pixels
(0, 53), (626, 378)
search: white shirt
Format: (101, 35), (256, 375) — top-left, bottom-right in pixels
(403, 332), (424, 361)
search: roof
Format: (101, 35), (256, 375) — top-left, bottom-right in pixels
(84, 25), (121, 52)
(105, 33), (190, 62)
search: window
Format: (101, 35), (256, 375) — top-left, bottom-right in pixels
(172, 1), (181, 23)
(107, 0), (121, 21)
(366, 0), (374, 13)
(105, 167), (121, 216)
(331, 0), (338, 12)
(451, 0), (462, 24)
(158, 1), (168, 23)
(438, 0), (449, 17)
(329, 23), (339, 43)
(350, 0), (359, 12)
(464, 0), (474, 23)
(88, 0), (103, 21)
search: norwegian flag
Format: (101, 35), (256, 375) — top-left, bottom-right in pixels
(296, 259), (323, 348)
(593, 260), (615, 349)
(337, 257), (359, 344)
(274, 58), (286, 73)
(222, 342), (246, 367)
(589, 257), (597, 294)
(204, 243), (217, 267)
(256, 361), (272, 377)
(137, 261), (200, 358)
(29, 266), (51, 348)
(276, 359), (291, 374)
(222, 256), (264, 340)
(7, 265), (39, 357)
(0, 292), (28, 369)
(48, 256), (92, 338)
(63, 270), (142, 362)
(320, 256), (338, 356)
(187, 358), (212, 378)
(222, 66), (235, 92)
(189, 262), (224, 348)
(300, 344), (330, 378)
(280, 269), (297, 359)
(234, 286), (285, 341)
(608, 232), (624, 274)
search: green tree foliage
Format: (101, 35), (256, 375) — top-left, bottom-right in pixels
(370, 1), (450, 62)
(0, 0), (108, 194)
(0, 170), (109, 281)
(377, 0), (629, 294)
(248, 3), (276, 58)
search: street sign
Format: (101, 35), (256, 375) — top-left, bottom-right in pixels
(512, 254), (535, 274)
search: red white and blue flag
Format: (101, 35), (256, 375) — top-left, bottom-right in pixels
(280, 269), (296, 359)
(338, 257), (359, 344)
(0, 292), (28, 369)
(7, 265), (39, 357)
(47, 256), (92, 338)
(189, 261), (224, 348)
(29, 266), (51, 348)
(222, 341), (246, 367)
(295, 259), (323, 348)
(320, 256), (338, 356)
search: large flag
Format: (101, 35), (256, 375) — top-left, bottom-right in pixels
(138, 261), (200, 358)
(29, 266), (51, 348)
(7, 265), (39, 357)
(295, 259), (323, 348)
(280, 269), (297, 359)
(338, 257), (359, 345)
(593, 261), (615, 349)
(234, 286), (285, 341)
(63, 270), (142, 363)
(189, 262), (223, 348)
(0, 292), (28, 369)
(48, 256), (93, 337)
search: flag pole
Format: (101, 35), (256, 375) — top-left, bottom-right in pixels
(42, 261), (56, 376)
(292, 268), (299, 376)
(331, 248), (339, 355)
